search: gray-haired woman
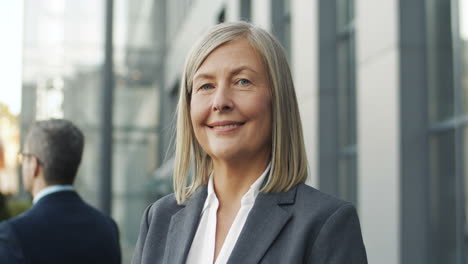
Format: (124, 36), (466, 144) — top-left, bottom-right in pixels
(133, 21), (367, 264)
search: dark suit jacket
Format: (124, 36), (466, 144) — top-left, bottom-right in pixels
(132, 183), (367, 264)
(0, 191), (121, 264)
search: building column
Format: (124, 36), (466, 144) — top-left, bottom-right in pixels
(291, 0), (319, 187)
(251, 0), (271, 31)
(356, 0), (400, 263)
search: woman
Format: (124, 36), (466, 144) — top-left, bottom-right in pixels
(133, 21), (367, 264)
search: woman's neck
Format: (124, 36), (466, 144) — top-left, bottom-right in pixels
(211, 155), (270, 206)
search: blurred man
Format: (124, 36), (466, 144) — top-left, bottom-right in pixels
(0, 119), (121, 264)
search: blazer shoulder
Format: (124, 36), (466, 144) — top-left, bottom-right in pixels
(296, 183), (349, 203)
(294, 184), (367, 263)
(146, 193), (183, 221)
(293, 183), (354, 218)
(0, 220), (24, 263)
(0, 220), (15, 239)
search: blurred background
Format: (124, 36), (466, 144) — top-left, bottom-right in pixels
(0, 0), (467, 263)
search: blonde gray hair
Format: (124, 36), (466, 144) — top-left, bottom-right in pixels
(173, 21), (308, 204)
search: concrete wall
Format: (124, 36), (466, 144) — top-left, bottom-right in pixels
(356, 0), (400, 263)
(291, 0), (319, 188)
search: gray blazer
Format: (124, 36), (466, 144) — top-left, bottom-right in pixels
(132, 183), (367, 264)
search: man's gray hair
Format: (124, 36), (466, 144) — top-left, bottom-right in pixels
(25, 119), (84, 185)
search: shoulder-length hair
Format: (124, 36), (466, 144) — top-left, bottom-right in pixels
(173, 21), (308, 204)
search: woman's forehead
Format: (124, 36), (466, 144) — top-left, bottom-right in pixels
(194, 39), (265, 78)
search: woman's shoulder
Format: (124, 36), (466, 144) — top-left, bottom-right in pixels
(292, 183), (357, 218)
(153, 193), (179, 207)
(145, 193), (183, 219)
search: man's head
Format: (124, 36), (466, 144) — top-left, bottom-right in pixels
(22, 119), (84, 193)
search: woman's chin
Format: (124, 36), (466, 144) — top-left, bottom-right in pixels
(209, 150), (247, 163)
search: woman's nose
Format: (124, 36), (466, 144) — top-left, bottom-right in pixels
(212, 84), (233, 112)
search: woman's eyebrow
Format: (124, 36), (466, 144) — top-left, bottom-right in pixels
(193, 66), (259, 81)
(230, 66), (258, 76)
(193, 72), (214, 82)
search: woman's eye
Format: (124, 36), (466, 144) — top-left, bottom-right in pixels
(199, 84), (214, 90)
(238, 79), (251, 86)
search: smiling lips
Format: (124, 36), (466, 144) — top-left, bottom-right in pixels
(207, 121), (245, 133)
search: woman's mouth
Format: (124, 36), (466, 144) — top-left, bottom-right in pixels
(207, 121), (245, 132)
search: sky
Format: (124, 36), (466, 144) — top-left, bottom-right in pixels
(0, 0), (23, 115)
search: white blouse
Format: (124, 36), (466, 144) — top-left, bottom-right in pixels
(186, 163), (271, 264)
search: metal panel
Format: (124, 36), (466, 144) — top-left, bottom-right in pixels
(399, 0), (431, 263)
(318, 0), (339, 195)
(98, 0), (114, 216)
(450, 0), (466, 262)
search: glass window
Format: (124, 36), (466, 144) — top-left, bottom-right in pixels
(319, 0), (357, 205)
(217, 8), (226, 23)
(240, 0), (251, 21)
(336, 0), (357, 205)
(429, 131), (457, 264)
(427, 0), (455, 123)
(272, 0), (291, 60)
(427, 0), (467, 262)
(460, 0), (468, 260)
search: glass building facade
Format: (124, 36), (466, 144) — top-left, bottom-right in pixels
(16, 0), (468, 263)
(319, 0), (357, 206)
(21, 0), (165, 262)
(427, 0), (468, 262)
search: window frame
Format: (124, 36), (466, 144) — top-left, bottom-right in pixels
(318, 0), (358, 206)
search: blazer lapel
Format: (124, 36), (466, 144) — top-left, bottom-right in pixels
(163, 186), (207, 264)
(227, 185), (298, 264)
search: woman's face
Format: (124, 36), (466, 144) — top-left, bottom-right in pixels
(190, 38), (272, 163)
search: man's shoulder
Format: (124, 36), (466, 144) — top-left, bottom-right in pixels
(4, 205), (34, 229)
(0, 220), (24, 263)
(38, 191), (112, 220)
(62, 193), (119, 233)
(78, 197), (114, 219)
(0, 220), (15, 236)
(13, 192), (117, 232)
(80, 200), (118, 226)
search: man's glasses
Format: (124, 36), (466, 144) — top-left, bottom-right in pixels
(17, 152), (43, 165)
